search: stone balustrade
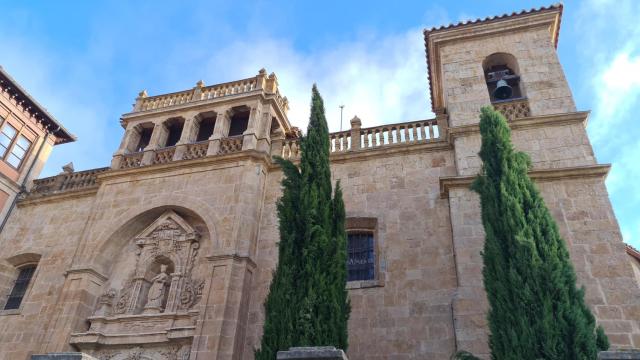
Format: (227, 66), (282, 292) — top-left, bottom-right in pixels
(493, 98), (531, 121)
(25, 167), (110, 198)
(152, 147), (176, 165)
(132, 69), (289, 113)
(280, 118), (442, 161)
(181, 141), (209, 160)
(120, 152), (143, 169)
(218, 135), (244, 155)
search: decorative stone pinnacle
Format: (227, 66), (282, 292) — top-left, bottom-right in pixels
(196, 80), (205, 87)
(350, 115), (362, 127)
(138, 90), (147, 98)
(259, 68), (267, 75)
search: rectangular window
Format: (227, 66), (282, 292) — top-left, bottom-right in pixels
(347, 233), (375, 281)
(7, 134), (32, 168)
(4, 265), (36, 310)
(0, 123), (17, 157)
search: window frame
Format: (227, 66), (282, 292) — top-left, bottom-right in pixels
(0, 115), (37, 171)
(345, 217), (384, 289)
(1, 260), (39, 314)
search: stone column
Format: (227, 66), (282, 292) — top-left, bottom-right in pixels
(270, 128), (285, 158)
(206, 109), (231, 156)
(173, 116), (198, 161)
(242, 106), (260, 151)
(141, 123), (165, 166)
(111, 127), (140, 169)
(349, 116), (361, 151)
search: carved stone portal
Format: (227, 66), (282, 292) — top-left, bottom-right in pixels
(112, 210), (203, 315)
(71, 210), (205, 352)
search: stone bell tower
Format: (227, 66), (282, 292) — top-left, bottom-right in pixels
(428, 4), (640, 356)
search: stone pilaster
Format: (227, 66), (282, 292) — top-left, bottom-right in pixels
(190, 254), (256, 360)
(40, 268), (107, 353)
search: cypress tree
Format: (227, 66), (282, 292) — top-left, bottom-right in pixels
(472, 106), (609, 360)
(256, 85), (350, 359)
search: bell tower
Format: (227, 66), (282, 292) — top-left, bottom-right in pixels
(428, 4), (640, 356)
(425, 4), (571, 127)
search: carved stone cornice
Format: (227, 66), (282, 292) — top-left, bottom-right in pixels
(447, 111), (589, 141)
(99, 149), (271, 182)
(439, 164), (611, 198)
(64, 266), (108, 283)
(206, 251), (257, 269)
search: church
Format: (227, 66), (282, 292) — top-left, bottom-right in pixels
(0, 4), (638, 360)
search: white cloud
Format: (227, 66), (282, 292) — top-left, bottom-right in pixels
(201, 29), (433, 133)
(578, 0), (640, 247)
(589, 51), (640, 144)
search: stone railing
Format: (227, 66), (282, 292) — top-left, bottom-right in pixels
(132, 69), (287, 113)
(182, 141), (209, 160)
(330, 130), (351, 154)
(200, 79), (257, 101)
(279, 118), (442, 160)
(26, 167), (110, 198)
(493, 98), (530, 121)
(153, 147), (176, 165)
(120, 152), (143, 169)
(218, 135), (243, 155)
(359, 119), (439, 149)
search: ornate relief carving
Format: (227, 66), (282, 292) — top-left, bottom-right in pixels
(104, 210), (203, 316)
(113, 280), (133, 315)
(94, 288), (116, 316)
(92, 344), (190, 360)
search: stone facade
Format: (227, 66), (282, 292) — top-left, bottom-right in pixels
(0, 4), (638, 360)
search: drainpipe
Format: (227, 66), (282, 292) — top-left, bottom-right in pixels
(0, 126), (55, 233)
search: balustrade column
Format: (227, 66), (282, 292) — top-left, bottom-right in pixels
(206, 109), (231, 156)
(350, 116), (362, 151)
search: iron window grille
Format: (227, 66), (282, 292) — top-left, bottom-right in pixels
(3, 265), (36, 310)
(347, 233), (375, 281)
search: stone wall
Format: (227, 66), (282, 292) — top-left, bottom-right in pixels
(245, 149), (459, 360)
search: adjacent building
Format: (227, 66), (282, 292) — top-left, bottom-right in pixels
(0, 4), (638, 360)
(0, 67), (75, 229)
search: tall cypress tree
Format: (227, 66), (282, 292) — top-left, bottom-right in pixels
(472, 106), (609, 360)
(256, 85), (350, 359)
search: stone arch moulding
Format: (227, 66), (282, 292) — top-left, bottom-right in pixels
(88, 194), (221, 272)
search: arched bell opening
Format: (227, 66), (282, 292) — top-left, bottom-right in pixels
(482, 52), (525, 103)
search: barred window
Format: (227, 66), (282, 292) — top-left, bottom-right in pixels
(347, 233), (375, 281)
(3, 265), (36, 310)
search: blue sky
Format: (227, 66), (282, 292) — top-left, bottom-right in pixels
(2, 1), (640, 247)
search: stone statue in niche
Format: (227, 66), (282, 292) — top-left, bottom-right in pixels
(144, 264), (170, 313)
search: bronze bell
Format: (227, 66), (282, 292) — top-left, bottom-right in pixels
(493, 79), (513, 100)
